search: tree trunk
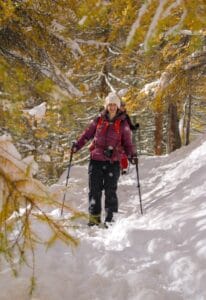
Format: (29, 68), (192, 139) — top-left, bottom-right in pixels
(99, 32), (111, 98)
(185, 94), (192, 145)
(100, 61), (110, 97)
(167, 103), (181, 153)
(154, 112), (163, 155)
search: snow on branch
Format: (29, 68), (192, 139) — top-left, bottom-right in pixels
(44, 52), (83, 97)
(22, 102), (47, 124)
(126, 0), (188, 50)
(183, 50), (206, 70)
(0, 47), (82, 97)
(140, 71), (171, 96)
(48, 28), (84, 59)
(162, 0), (181, 18)
(108, 72), (130, 86)
(126, 1), (151, 47)
(0, 134), (80, 288)
(0, 136), (60, 211)
(102, 73), (115, 92)
(144, 0), (168, 51)
(107, 46), (120, 55)
(164, 2), (187, 37)
(75, 38), (110, 47)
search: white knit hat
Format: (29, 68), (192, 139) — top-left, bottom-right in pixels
(104, 92), (120, 109)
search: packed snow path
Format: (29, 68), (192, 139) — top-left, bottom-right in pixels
(1, 134), (206, 300)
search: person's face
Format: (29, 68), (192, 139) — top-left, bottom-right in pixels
(107, 103), (118, 114)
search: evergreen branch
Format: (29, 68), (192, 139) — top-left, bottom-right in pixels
(0, 46), (82, 97)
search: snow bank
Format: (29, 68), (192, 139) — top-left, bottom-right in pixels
(1, 134), (206, 300)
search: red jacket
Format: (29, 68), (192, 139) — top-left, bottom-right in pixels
(75, 111), (136, 162)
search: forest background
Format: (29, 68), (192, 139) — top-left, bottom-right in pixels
(0, 0), (206, 184)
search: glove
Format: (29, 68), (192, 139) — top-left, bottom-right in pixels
(129, 154), (138, 165)
(71, 141), (78, 153)
(131, 123), (139, 131)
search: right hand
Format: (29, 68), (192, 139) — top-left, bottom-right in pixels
(71, 141), (77, 153)
(63, 142), (77, 161)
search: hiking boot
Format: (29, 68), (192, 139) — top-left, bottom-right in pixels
(88, 215), (101, 226)
(105, 211), (113, 223)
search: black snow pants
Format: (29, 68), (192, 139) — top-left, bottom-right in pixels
(88, 159), (120, 217)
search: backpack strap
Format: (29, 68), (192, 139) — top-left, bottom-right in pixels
(96, 116), (103, 128)
(96, 116), (109, 134)
(97, 117), (122, 137)
(114, 119), (121, 135)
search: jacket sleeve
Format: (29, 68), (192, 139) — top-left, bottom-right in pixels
(75, 117), (98, 151)
(121, 120), (136, 157)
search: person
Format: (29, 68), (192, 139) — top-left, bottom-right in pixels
(119, 101), (139, 174)
(72, 92), (137, 226)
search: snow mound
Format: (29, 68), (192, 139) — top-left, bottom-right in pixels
(1, 134), (206, 300)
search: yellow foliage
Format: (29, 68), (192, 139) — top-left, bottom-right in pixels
(0, 0), (16, 26)
(0, 0), (205, 178)
(34, 128), (48, 139)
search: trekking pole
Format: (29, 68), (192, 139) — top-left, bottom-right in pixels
(135, 158), (143, 215)
(61, 143), (75, 216)
(137, 124), (141, 155)
(132, 120), (143, 214)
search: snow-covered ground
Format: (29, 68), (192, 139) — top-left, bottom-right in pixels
(1, 133), (206, 300)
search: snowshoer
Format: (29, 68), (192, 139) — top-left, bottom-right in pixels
(72, 92), (137, 226)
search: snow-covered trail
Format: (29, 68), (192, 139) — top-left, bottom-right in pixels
(1, 134), (206, 300)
